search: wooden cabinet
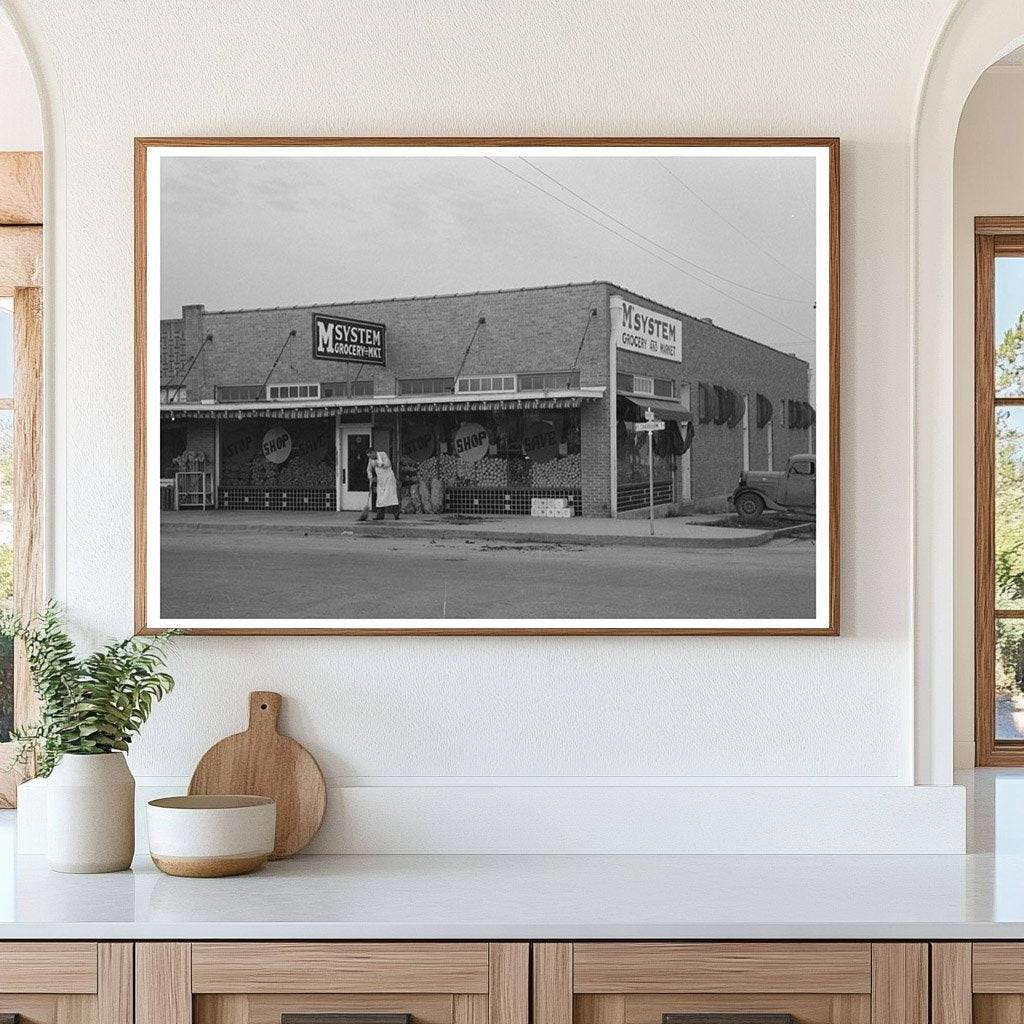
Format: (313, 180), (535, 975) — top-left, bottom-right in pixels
(533, 944), (928, 1024)
(0, 938), (942, 1024)
(136, 943), (528, 1024)
(931, 943), (1024, 1024)
(0, 943), (132, 1024)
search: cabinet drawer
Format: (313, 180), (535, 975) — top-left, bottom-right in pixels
(191, 943), (490, 993)
(973, 943), (1024, 992)
(139, 942), (528, 1024)
(572, 944), (872, 994)
(535, 944), (925, 1024)
(0, 943), (130, 1024)
(0, 942), (98, 993)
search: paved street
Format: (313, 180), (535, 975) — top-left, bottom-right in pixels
(160, 530), (815, 620)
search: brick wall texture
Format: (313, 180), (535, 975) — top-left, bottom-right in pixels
(161, 281), (812, 513)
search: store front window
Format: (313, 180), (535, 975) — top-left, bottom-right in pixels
(616, 422), (675, 487)
(397, 409), (583, 515)
(616, 395), (691, 511)
(219, 416), (336, 511)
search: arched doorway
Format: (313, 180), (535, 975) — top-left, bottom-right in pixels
(914, 0), (1024, 784)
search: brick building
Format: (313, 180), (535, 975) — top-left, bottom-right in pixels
(159, 282), (812, 518)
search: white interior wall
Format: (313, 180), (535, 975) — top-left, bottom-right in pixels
(952, 64), (1024, 768)
(0, 0), (979, 852)
(0, 11), (40, 151)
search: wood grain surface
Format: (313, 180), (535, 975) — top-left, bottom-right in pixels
(972, 943), (1024, 992)
(0, 942), (97, 993)
(573, 943), (871, 994)
(870, 945), (927, 1024)
(534, 944), (573, 1024)
(489, 944), (529, 1024)
(930, 944), (971, 1024)
(191, 942), (489, 994)
(136, 943), (191, 1024)
(98, 944), (133, 1024)
(0, 152), (42, 225)
(0, 225), (41, 295)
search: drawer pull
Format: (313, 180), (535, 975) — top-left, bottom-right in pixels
(283, 1016), (411, 1024)
(665, 1016), (797, 1024)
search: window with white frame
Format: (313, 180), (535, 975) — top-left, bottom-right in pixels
(616, 372), (676, 398)
(456, 375), (516, 394)
(267, 383), (320, 401)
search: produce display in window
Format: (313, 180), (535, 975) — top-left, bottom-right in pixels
(219, 418), (335, 488)
(396, 411), (583, 511)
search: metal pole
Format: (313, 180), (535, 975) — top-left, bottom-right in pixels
(648, 427), (655, 536)
(334, 413), (342, 513)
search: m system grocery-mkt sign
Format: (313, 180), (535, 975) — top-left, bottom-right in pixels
(312, 312), (386, 365)
(611, 296), (682, 362)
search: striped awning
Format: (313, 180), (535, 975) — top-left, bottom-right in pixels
(618, 395), (693, 424)
(160, 387), (605, 420)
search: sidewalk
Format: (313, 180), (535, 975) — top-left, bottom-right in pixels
(161, 509), (812, 549)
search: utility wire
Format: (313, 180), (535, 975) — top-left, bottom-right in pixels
(570, 309), (597, 386)
(486, 157), (814, 345)
(261, 329), (298, 391)
(655, 158), (815, 288)
(455, 317), (486, 380)
(169, 332), (213, 401)
(521, 157), (809, 306)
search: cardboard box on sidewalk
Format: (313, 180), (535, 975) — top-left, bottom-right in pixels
(531, 497), (570, 515)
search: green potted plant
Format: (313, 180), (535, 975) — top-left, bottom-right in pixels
(2, 603), (177, 873)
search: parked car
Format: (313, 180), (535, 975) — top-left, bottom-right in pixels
(729, 453), (816, 523)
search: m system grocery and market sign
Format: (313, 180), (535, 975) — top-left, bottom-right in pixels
(312, 312), (386, 366)
(611, 296), (682, 363)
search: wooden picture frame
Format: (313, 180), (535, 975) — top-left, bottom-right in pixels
(135, 137), (840, 636)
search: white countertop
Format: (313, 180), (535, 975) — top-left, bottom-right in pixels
(1, 849), (1024, 940)
(1, 770), (1022, 941)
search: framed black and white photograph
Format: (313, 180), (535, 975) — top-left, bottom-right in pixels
(135, 137), (839, 636)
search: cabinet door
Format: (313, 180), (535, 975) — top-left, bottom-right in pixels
(936, 943), (1024, 1024)
(137, 943), (528, 1024)
(534, 944), (927, 1024)
(0, 942), (132, 1024)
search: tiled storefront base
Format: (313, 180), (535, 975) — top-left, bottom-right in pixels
(444, 488), (583, 517)
(219, 486), (336, 511)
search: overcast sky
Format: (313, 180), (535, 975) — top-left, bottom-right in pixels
(160, 150), (818, 370)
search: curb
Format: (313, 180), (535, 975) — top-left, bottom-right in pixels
(161, 518), (778, 550)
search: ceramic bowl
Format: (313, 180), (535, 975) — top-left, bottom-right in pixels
(147, 795), (276, 877)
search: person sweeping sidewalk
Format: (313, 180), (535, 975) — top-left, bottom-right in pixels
(371, 451), (400, 521)
(357, 451), (377, 522)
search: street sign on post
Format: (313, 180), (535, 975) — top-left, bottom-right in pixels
(640, 407), (665, 536)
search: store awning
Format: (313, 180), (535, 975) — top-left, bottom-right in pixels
(618, 395), (693, 423)
(160, 386), (606, 420)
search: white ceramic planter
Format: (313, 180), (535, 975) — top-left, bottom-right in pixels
(46, 752), (135, 873)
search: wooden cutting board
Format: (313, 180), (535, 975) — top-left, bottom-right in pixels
(188, 691), (326, 859)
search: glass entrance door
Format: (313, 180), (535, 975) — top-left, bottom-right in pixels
(340, 426), (372, 511)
